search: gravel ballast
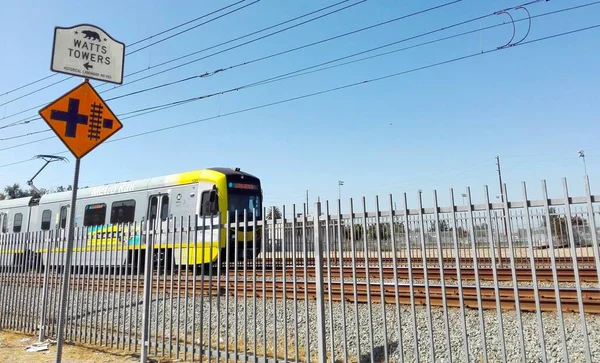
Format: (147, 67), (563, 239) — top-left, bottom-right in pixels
(1, 280), (599, 363)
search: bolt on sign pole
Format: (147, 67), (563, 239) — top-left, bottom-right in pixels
(41, 23), (124, 363)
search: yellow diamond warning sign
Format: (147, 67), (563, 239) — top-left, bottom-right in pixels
(38, 80), (122, 159)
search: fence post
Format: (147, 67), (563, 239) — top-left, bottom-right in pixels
(140, 221), (154, 362)
(313, 202), (327, 362)
(38, 230), (52, 341)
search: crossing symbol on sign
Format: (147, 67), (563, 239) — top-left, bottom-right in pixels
(38, 80), (122, 159)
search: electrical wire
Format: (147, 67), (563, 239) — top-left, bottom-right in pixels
(2, 0), (591, 135)
(0, 0), (365, 127)
(126, 0), (260, 56)
(96, 0), (457, 92)
(0, 0), (253, 99)
(1, 23), (596, 169)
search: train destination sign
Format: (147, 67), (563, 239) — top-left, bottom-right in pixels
(50, 24), (125, 84)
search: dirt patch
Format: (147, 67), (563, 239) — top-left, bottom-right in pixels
(0, 330), (143, 363)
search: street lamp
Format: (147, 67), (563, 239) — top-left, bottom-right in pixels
(338, 180), (344, 201)
(579, 150), (588, 176)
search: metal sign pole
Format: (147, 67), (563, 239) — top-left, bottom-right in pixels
(54, 157), (81, 363)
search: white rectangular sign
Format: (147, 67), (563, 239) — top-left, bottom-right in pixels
(51, 24), (125, 85)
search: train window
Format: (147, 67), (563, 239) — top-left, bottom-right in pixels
(60, 207), (68, 229)
(148, 196), (158, 221)
(41, 210), (52, 230)
(200, 191), (218, 217)
(160, 196), (169, 221)
(1, 214), (6, 233)
(13, 213), (23, 233)
(84, 203), (107, 226)
(110, 200), (136, 224)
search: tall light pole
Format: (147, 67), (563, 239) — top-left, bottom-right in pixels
(579, 150), (587, 176)
(338, 180), (344, 201)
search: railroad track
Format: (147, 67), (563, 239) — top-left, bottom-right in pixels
(10, 273), (600, 314)
(224, 265), (599, 283)
(255, 256), (598, 269)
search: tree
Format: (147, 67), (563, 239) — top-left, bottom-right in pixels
(3, 184), (31, 199)
(266, 206), (282, 220)
(429, 220), (450, 232)
(0, 193), (4, 201)
(456, 226), (468, 238)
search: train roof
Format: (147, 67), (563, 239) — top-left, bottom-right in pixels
(38, 167), (259, 205)
(0, 167), (259, 208)
(0, 196), (34, 210)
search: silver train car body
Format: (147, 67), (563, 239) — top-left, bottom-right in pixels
(0, 167), (263, 269)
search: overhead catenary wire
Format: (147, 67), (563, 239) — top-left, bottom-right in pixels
(95, 0), (458, 93)
(0, 0), (366, 127)
(0, 0), (253, 100)
(1, 0), (589, 136)
(1, 23), (596, 169)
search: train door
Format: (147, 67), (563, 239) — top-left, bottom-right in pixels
(146, 194), (170, 268)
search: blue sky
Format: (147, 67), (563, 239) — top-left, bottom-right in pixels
(0, 0), (599, 214)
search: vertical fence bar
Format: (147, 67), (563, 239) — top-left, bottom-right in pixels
(198, 215), (207, 361)
(241, 210), (248, 362)
(15, 233), (25, 331)
(292, 204), (299, 363)
(192, 214), (199, 361)
(449, 189), (470, 363)
(98, 228), (106, 348)
(337, 199), (349, 363)
(349, 198), (361, 362)
(433, 190), (452, 363)
(466, 187), (488, 362)
(110, 225), (118, 349)
(302, 204), (310, 362)
(375, 196), (389, 363)
(388, 195), (404, 363)
(134, 222), (144, 354)
(325, 201), (335, 362)
(140, 220), (154, 363)
(403, 192), (419, 363)
(417, 191), (435, 362)
(224, 212), (230, 362)
(541, 180), (569, 363)
(361, 197), (375, 363)
(39, 230), (52, 341)
(168, 219), (175, 358)
(251, 209), (257, 363)
(583, 175), (600, 287)
(313, 201), (327, 363)
(234, 212), (239, 361)
(520, 182), (547, 363)
(501, 183), (527, 361)
(175, 218), (183, 359)
(161, 219), (169, 356)
(282, 205), (289, 362)
(262, 205), (267, 361)
(484, 186), (507, 363)
(272, 206), (278, 361)
(208, 213), (215, 360)
(562, 179), (592, 362)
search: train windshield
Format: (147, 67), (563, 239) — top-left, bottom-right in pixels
(228, 193), (262, 221)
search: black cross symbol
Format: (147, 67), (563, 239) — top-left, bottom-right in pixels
(50, 98), (88, 138)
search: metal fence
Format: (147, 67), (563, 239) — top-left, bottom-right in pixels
(0, 177), (599, 362)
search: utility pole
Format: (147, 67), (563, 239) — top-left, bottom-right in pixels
(496, 156), (506, 266)
(306, 190), (309, 215)
(338, 180), (344, 201)
(579, 150), (588, 176)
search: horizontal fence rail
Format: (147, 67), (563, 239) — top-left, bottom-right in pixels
(0, 177), (599, 362)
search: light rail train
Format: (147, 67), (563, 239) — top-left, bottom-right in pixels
(0, 167), (263, 271)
